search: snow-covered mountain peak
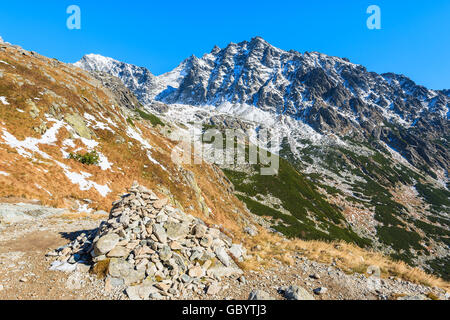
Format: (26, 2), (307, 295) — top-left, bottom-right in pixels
(74, 37), (449, 174)
(75, 54), (122, 73)
(75, 53), (158, 104)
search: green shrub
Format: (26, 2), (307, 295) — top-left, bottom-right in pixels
(126, 117), (135, 127)
(69, 151), (100, 165)
(136, 109), (165, 127)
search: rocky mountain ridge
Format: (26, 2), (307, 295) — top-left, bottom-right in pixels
(76, 37), (449, 176)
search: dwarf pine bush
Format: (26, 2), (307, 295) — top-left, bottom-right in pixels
(69, 150), (100, 165)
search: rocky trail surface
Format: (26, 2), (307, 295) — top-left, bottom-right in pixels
(0, 194), (447, 301)
(0, 205), (110, 300)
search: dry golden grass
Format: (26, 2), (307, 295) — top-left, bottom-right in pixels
(240, 228), (449, 291)
(91, 259), (110, 279)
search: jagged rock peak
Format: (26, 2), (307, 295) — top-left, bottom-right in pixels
(73, 37), (449, 173)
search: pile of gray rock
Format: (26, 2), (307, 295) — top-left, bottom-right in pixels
(48, 183), (245, 300)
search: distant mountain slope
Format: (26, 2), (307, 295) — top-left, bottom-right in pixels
(74, 37), (449, 279)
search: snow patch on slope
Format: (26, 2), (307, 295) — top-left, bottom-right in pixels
(0, 97), (9, 105)
(0, 118), (111, 197)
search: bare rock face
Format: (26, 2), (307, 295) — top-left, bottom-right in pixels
(248, 289), (274, 300)
(94, 233), (120, 256)
(48, 183), (246, 300)
(282, 285), (315, 301)
(87, 71), (143, 111)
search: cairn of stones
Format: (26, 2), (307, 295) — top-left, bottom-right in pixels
(49, 182), (246, 300)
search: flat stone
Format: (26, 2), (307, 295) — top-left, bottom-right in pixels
(126, 286), (142, 300)
(284, 285), (315, 300)
(65, 113), (93, 139)
(207, 283), (221, 295)
(229, 244), (245, 261)
(126, 241), (139, 250)
(170, 241), (182, 250)
(165, 221), (190, 240)
(159, 245), (173, 261)
(313, 287), (328, 295)
(193, 224), (207, 238)
(0, 203), (65, 224)
(215, 247), (232, 267)
(123, 269), (146, 286)
(76, 263), (91, 273)
(146, 263), (158, 277)
(181, 274), (192, 283)
(107, 246), (130, 258)
(188, 266), (205, 278)
(108, 258), (133, 279)
(248, 290), (274, 300)
(105, 276), (124, 292)
(94, 233), (120, 256)
(207, 266), (243, 278)
(153, 198), (169, 209)
(153, 224), (167, 244)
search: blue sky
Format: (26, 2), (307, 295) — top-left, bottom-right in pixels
(0, 0), (449, 89)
